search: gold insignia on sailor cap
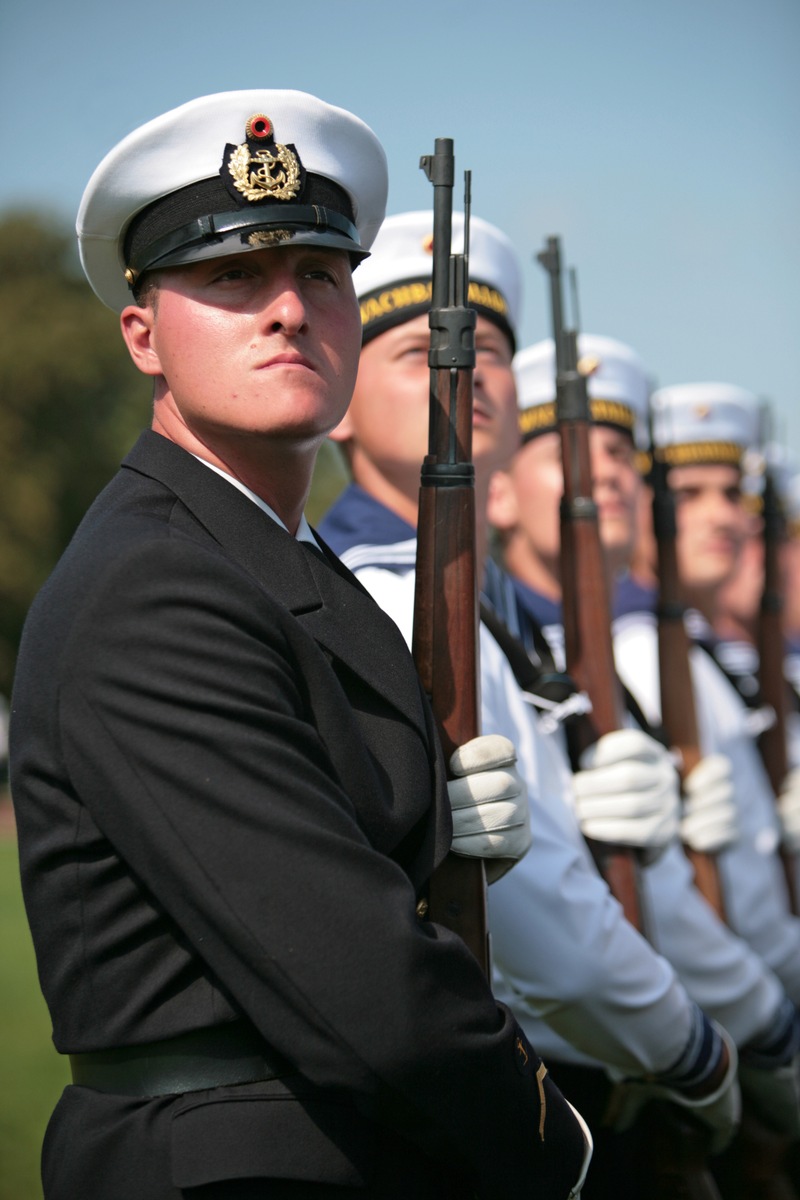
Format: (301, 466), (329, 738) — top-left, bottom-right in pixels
(651, 383), (760, 463)
(225, 113), (303, 203)
(577, 353), (602, 377)
(422, 234), (434, 255)
(515, 334), (649, 445)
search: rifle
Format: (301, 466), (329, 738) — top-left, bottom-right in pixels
(537, 235), (643, 927)
(757, 450), (799, 915)
(412, 139), (488, 974)
(649, 411), (798, 1200)
(538, 235), (723, 1199)
(648, 411), (727, 921)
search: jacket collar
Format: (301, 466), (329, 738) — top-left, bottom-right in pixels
(122, 432), (427, 735)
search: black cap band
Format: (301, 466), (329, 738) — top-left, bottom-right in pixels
(124, 172), (360, 282)
(358, 274), (516, 351)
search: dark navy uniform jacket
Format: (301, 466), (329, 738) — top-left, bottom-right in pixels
(11, 432), (583, 1199)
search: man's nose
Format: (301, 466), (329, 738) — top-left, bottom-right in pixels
(261, 276), (309, 335)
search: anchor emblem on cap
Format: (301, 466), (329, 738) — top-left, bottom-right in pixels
(226, 114), (302, 203)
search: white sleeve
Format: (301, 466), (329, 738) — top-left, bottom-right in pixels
(479, 628), (697, 1077)
(614, 613), (800, 1006)
(643, 841), (786, 1045)
(352, 569), (697, 1076)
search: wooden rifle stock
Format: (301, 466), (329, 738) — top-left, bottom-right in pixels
(757, 467), (799, 915)
(651, 437), (798, 1199)
(538, 237), (643, 930)
(412, 140), (488, 974)
(539, 238), (722, 1199)
(650, 445), (727, 921)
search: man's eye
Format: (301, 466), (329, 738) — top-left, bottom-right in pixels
(305, 266), (338, 284)
(212, 268), (252, 283)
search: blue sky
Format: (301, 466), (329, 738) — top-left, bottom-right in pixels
(3, 0), (798, 451)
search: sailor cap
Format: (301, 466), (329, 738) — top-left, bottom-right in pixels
(514, 334), (649, 445)
(77, 89), (388, 312)
(744, 442), (800, 528)
(355, 210), (521, 350)
(650, 382), (759, 467)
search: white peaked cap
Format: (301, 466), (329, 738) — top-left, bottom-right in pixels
(355, 210), (522, 347)
(650, 382), (760, 466)
(78, 89), (388, 311)
(514, 334), (649, 443)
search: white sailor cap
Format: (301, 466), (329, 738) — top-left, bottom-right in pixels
(77, 89), (388, 312)
(747, 442), (800, 529)
(355, 210), (521, 350)
(650, 382), (759, 467)
(514, 334), (649, 444)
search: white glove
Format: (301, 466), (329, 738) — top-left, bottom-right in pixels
(738, 1058), (800, 1139)
(778, 767), (800, 853)
(447, 734), (530, 882)
(572, 729), (680, 858)
(605, 1022), (740, 1156)
(680, 753), (738, 853)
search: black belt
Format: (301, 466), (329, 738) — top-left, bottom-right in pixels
(68, 1021), (283, 1098)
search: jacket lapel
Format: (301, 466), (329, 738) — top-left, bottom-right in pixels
(122, 433), (428, 737)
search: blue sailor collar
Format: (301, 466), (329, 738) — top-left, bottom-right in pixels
(512, 577), (563, 630)
(613, 572), (658, 619)
(319, 483), (417, 572)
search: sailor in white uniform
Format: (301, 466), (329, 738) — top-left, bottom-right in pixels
(318, 213), (800, 1191)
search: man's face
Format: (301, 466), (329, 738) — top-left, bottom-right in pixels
(590, 425), (641, 573)
(122, 245), (362, 451)
(331, 312), (518, 493)
(670, 463), (746, 594)
(494, 430), (564, 570)
(492, 424), (639, 576)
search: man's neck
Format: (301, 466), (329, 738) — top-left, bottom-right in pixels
(152, 412), (317, 535)
(713, 611), (757, 646)
(503, 538), (563, 604)
(347, 461), (420, 531)
(351, 468), (492, 581)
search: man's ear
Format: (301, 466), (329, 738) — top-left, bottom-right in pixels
(487, 468), (520, 533)
(120, 305), (163, 377)
(328, 407), (354, 443)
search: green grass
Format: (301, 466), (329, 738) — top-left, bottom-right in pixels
(0, 831), (69, 1200)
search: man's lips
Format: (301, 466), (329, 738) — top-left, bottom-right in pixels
(472, 400), (493, 424)
(258, 352), (316, 371)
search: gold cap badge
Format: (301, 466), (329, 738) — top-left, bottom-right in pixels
(225, 114), (303, 203)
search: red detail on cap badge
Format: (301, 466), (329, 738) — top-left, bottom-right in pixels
(247, 114), (273, 140)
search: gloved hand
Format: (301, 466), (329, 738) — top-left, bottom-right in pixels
(680, 753), (738, 853)
(778, 766), (800, 853)
(572, 728), (680, 861)
(604, 1021), (740, 1155)
(448, 735), (530, 882)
